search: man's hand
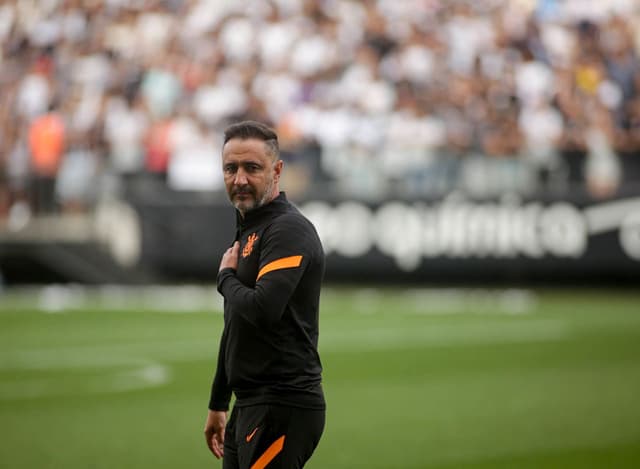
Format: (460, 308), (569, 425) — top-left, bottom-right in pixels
(219, 241), (239, 272)
(204, 410), (227, 459)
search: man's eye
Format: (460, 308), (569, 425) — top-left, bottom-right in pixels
(224, 166), (236, 174)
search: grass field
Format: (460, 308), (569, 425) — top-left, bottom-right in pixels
(1, 286), (639, 468)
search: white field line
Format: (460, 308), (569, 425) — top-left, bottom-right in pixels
(320, 319), (570, 351)
(0, 340), (215, 371)
(0, 285), (224, 313)
(335, 288), (539, 316)
(0, 353), (171, 400)
(0, 364), (169, 400)
(0, 286), (536, 315)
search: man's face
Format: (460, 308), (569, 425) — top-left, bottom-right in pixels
(222, 138), (282, 215)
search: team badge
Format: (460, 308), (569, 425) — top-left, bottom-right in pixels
(242, 233), (259, 258)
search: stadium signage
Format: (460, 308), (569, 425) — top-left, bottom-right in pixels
(301, 195), (640, 271)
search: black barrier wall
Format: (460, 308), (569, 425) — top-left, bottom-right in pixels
(131, 193), (640, 284)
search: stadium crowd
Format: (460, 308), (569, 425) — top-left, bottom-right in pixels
(1, 0), (640, 225)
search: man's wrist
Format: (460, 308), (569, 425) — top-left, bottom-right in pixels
(216, 268), (235, 293)
(209, 402), (229, 412)
(218, 267), (236, 275)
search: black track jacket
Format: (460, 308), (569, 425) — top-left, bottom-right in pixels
(209, 192), (325, 411)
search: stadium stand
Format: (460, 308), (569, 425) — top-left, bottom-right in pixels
(0, 0), (639, 283)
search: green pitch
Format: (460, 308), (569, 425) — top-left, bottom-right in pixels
(1, 287), (639, 468)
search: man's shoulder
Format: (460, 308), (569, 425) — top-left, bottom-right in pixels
(261, 206), (324, 263)
(266, 205), (321, 244)
(273, 207), (315, 232)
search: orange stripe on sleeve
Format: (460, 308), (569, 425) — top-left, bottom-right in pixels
(257, 255), (302, 280)
(250, 435), (286, 469)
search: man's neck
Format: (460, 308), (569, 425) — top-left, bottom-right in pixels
(238, 191), (282, 219)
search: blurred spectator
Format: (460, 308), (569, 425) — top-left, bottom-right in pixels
(104, 92), (149, 176)
(16, 65), (52, 121)
(5, 125), (31, 216)
(584, 102), (622, 198)
(518, 99), (566, 192)
(55, 131), (99, 213)
(28, 103), (66, 213)
(141, 57), (182, 120)
(167, 110), (224, 191)
(144, 117), (173, 178)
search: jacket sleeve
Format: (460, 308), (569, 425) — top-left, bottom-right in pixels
(208, 327), (232, 411)
(217, 215), (311, 327)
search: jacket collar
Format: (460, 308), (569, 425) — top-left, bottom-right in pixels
(235, 192), (289, 230)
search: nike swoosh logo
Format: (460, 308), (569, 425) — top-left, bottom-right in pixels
(246, 426), (259, 443)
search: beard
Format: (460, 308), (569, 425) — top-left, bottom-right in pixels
(231, 176), (275, 214)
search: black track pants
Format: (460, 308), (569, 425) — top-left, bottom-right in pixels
(222, 404), (325, 469)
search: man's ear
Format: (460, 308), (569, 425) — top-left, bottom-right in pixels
(273, 159), (284, 181)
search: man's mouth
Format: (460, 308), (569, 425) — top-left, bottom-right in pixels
(233, 189), (253, 198)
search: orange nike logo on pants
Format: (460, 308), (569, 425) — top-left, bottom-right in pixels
(246, 427), (259, 443)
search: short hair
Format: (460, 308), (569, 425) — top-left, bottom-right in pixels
(223, 120), (279, 160)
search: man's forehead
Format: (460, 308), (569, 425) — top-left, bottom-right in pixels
(222, 138), (273, 161)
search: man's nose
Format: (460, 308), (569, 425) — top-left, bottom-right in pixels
(234, 168), (248, 185)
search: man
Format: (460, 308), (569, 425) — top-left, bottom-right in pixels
(204, 121), (326, 469)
